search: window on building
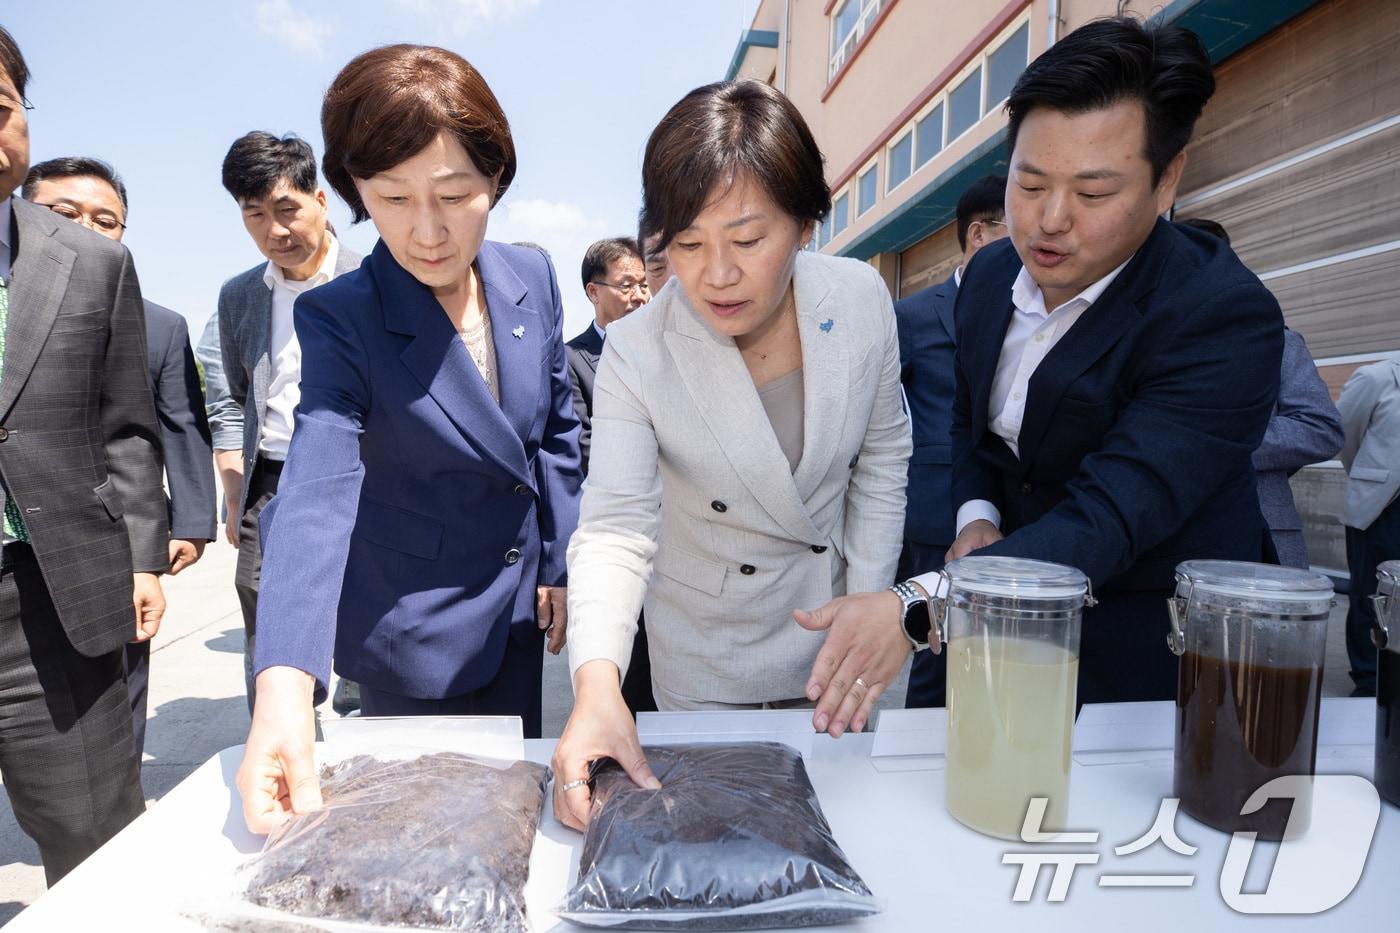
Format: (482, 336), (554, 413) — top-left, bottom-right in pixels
(832, 192), (850, 237)
(819, 214), (831, 247)
(916, 103), (944, 168)
(858, 165), (878, 215)
(829, 0), (884, 79)
(948, 66), (982, 142)
(888, 131), (913, 192)
(985, 22), (1029, 113)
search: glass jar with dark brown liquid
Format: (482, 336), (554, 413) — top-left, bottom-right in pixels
(1372, 560), (1400, 807)
(1168, 561), (1333, 841)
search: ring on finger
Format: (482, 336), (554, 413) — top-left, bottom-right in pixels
(560, 778), (589, 792)
(854, 677), (870, 690)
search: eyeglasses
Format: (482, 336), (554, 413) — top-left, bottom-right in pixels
(977, 219), (1007, 229)
(592, 279), (649, 296)
(0, 93), (32, 115)
(34, 202), (127, 234)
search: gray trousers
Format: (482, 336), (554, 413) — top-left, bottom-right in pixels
(235, 457), (281, 714)
(0, 545), (145, 885)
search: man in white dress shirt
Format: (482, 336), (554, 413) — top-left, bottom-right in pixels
(797, 17), (1284, 724)
(215, 132), (361, 711)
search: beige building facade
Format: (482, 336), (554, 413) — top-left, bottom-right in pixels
(727, 0), (1400, 574)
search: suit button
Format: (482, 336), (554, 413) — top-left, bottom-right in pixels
(504, 548), (521, 565)
(1020, 483), (1033, 495)
(739, 564), (756, 575)
(0, 427), (9, 442)
(811, 545), (827, 553)
(711, 500), (728, 513)
(513, 483), (531, 496)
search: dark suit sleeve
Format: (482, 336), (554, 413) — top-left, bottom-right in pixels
(534, 256), (584, 588)
(153, 314), (217, 540)
(565, 347), (592, 471)
(253, 289), (369, 700)
(1252, 329), (1343, 474)
(102, 251), (170, 573)
(984, 283), (1284, 586)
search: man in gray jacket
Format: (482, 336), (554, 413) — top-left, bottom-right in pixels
(1338, 356), (1400, 695)
(214, 132), (360, 711)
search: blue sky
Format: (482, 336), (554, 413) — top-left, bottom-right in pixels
(9, 0), (758, 340)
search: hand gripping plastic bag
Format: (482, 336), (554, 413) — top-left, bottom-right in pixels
(558, 742), (879, 930)
(233, 751), (549, 932)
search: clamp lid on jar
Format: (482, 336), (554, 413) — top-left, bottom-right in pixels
(1372, 560), (1400, 651)
(943, 555), (1090, 602)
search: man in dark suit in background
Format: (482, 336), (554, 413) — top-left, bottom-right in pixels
(803, 17), (1285, 721)
(23, 156), (218, 755)
(894, 175), (1006, 708)
(1177, 218), (1342, 570)
(567, 237), (647, 471)
(566, 236), (655, 714)
(0, 27), (168, 883)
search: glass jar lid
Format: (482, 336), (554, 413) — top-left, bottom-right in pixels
(944, 555), (1089, 600)
(1175, 560), (1333, 602)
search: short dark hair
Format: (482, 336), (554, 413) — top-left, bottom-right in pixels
(1179, 217), (1229, 245)
(221, 132), (318, 205)
(0, 25), (28, 100)
(321, 45), (516, 224)
(641, 80), (829, 252)
(23, 157), (129, 217)
(582, 237), (642, 290)
(955, 174), (1007, 251)
(637, 212), (662, 260)
(1005, 17), (1215, 185)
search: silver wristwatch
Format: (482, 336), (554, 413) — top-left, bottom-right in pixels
(889, 580), (932, 651)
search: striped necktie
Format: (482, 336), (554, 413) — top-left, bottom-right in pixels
(0, 276), (29, 542)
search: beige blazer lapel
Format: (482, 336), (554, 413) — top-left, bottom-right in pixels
(791, 252), (849, 501)
(664, 289), (821, 544)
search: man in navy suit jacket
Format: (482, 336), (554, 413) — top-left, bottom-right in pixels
(801, 18), (1285, 715)
(895, 175), (1006, 708)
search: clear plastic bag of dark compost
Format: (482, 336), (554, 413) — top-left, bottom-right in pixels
(234, 750), (549, 932)
(558, 742), (879, 930)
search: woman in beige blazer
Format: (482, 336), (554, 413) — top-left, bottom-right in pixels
(552, 80), (914, 829)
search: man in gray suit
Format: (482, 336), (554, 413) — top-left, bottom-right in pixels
(1180, 219), (1343, 569)
(0, 28), (167, 883)
(1338, 356), (1400, 695)
(216, 132), (360, 711)
(23, 156), (218, 755)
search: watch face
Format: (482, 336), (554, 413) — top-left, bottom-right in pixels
(903, 599), (933, 646)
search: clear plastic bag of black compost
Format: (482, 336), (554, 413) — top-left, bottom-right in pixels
(557, 742), (879, 930)
(229, 750), (549, 932)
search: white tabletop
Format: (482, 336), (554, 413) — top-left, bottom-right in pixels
(8, 699), (1395, 932)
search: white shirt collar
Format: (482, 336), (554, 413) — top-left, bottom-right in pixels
(263, 234), (339, 292)
(1011, 254), (1134, 319)
(953, 265), (963, 288)
(592, 320), (607, 342)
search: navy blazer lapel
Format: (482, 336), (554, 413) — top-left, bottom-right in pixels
(0, 203), (75, 418)
(932, 274), (958, 346)
(1015, 222), (1171, 466)
(477, 242), (543, 450)
(377, 242), (530, 483)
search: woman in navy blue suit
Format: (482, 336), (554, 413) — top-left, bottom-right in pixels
(237, 45), (582, 833)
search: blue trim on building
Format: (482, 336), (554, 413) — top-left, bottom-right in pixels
(725, 29), (781, 82)
(836, 0), (1327, 262)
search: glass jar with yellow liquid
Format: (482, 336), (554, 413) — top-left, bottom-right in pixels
(932, 556), (1091, 840)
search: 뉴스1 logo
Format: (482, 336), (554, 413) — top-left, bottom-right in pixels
(1001, 775), (1381, 914)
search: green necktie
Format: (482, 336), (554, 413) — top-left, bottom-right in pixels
(0, 276), (29, 542)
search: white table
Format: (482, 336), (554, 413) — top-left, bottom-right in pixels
(8, 700), (1395, 931)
